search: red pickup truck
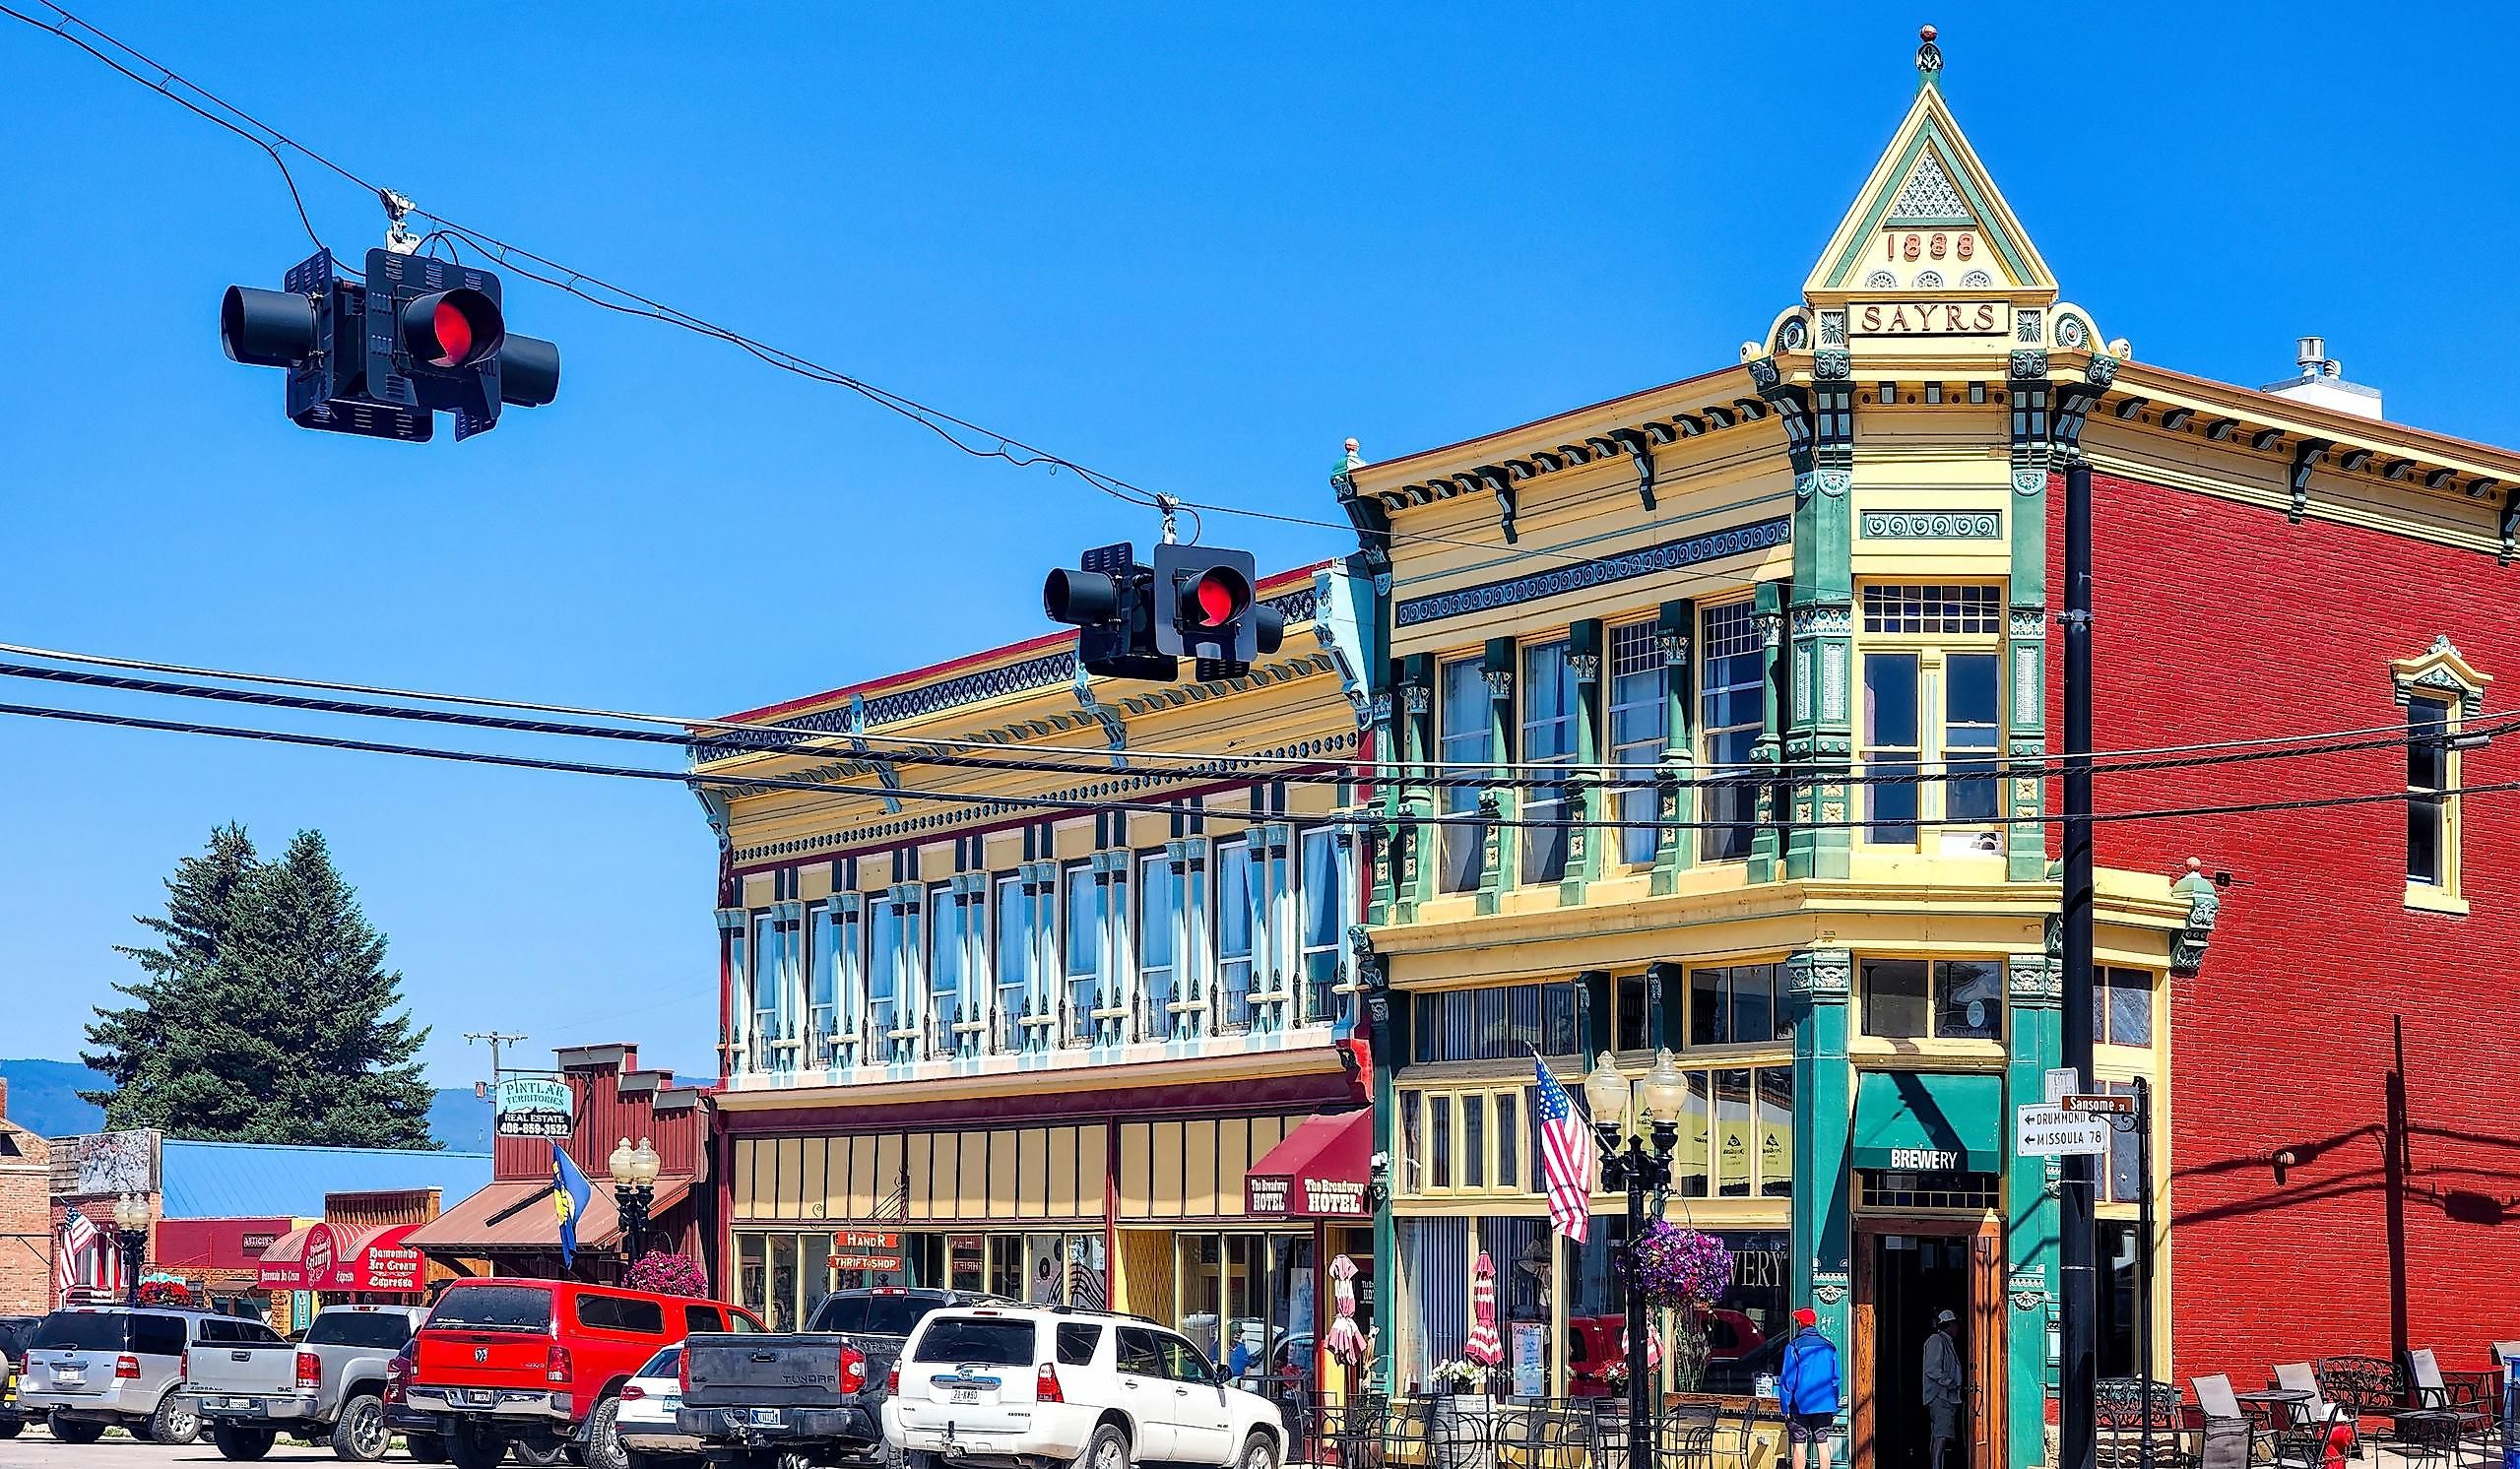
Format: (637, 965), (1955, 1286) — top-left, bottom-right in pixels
(390, 1278), (761, 1469)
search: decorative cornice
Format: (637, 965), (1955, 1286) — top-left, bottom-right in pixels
(1785, 947), (1852, 1000)
(1859, 509), (2000, 540)
(1394, 516), (1791, 629)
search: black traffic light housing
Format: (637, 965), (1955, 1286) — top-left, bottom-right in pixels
(221, 248), (560, 442)
(1044, 542), (1179, 682)
(1153, 543), (1284, 671)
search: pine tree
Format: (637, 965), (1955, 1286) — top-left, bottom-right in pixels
(81, 826), (439, 1149)
(80, 824), (260, 1125)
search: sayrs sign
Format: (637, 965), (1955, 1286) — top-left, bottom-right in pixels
(1850, 300), (2011, 338)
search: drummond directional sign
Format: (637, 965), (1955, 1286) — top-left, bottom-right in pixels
(2015, 1106), (2109, 1157)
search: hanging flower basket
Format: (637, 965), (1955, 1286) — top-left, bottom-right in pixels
(625, 1252), (710, 1298)
(1626, 1222), (1732, 1310)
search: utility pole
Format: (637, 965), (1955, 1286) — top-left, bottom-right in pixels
(2059, 452), (2099, 1469)
(465, 1031), (528, 1091)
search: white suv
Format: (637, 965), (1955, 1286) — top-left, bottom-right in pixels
(884, 1307), (1282, 1469)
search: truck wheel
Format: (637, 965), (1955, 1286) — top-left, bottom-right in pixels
(333, 1393), (393, 1460)
(408, 1433), (450, 1464)
(150, 1391), (205, 1445)
(49, 1412), (107, 1443)
(1079, 1422), (1131, 1469)
(214, 1423), (281, 1460)
(585, 1397), (629, 1469)
(1238, 1432), (1278, 1469)
(447, 1422), (512, 1469)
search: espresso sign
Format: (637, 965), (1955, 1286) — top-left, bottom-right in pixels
(1850, 300), (2009, 337)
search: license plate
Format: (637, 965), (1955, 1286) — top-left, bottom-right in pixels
(226, 1399), (254, 1411)
(951, 1388), (980, 1405)
(463, 1389), (495, 1407)
(748, 1409), (785, 1428)
(58, 1372), (84, 1386)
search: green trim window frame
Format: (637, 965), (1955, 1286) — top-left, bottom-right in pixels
(1439, 657), (1490, 893)
(1858, 957), (2004, 1041)
(1858, 584), (2008, 850)
(1608, 620), (1667, 867)
(1700, 603), (1763, 862)
(1138, 852), (1183, 1041)
(1519, 637), (1580, 885)
(2407, 695), (2455, 890)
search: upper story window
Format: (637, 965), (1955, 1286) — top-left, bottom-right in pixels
(1439, 657), (1490, 893)
(2094, 966), (2153, 1048)
(1860, 957), (2001, 1041)
(1859, 584), (2005, 848)
(1612, 971), (1665, 1053)
(930, 882), (972, 1057)
(1519, 638), (1580, 885)
(1062, 861), (1100, 1047)
(1690, 962), (1779, 1048)
(1298, 828), (1349, 1026)
(1139, 853), (1182, 1041)
(1609, 620), (1667, 867)
(751, 910), (791, 1067)
(1214, 838), (1258, 1033)
(1700, 603), (1764, 862)
(1410, 981), (1587, 1063)
(806, 903), (837, 1064)
(868, 900), (905, 1053)
(994, 874), (1028, 1054)
(2407, 695), (2455, 891)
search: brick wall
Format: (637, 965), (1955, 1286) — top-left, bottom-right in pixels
(2054, 471), (2520, 1383)
(0, 1076), (52, 1313)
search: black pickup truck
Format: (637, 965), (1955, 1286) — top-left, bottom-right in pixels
(678, 1289), (1003, 1469)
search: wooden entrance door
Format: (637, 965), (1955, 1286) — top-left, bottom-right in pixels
(1851, 1216), (2007, 1469)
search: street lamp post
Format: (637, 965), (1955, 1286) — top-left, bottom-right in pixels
(1583, 1050), (1691, 1469)
(609, 1137), (662, 1267)
(110, 1191), (150, 1306)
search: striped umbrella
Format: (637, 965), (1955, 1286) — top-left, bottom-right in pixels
(1325, 1254), (1368, 1365)
(1462, 1251), (1503, 1368)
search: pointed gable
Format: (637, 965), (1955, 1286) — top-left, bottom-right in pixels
(1804, 69), (2055, 303)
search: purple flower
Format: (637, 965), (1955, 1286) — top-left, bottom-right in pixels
(1626, 1222), (1734, 1309)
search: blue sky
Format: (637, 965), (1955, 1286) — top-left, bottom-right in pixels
(5, 4), (2515, 1086)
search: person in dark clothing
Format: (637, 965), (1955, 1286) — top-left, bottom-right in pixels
(1777, 1307), (1845, 1469)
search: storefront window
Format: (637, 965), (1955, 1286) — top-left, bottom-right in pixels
(769, 1234), (800, 1331)
(801, 1231), (833, 1324)
(1482, 1217), (1553, 1398)
(1698, 1230), (1790, 1394)
(1715, 1069), (1754, 1196)
(1758, 1070), (1794, 1197)
(738, 1234), (766, 1321)
(1397, 1217), (1469, 1393)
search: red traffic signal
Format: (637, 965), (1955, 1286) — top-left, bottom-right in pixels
(401, 287), (505, 368)
(1178, 565), (1253, 633)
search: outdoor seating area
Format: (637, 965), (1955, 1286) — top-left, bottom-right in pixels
(1292, 1394), (1784, 1469)
(2097, 1345), (2516, 1469)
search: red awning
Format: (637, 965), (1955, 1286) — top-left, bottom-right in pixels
(257, 1222), (427, 1293)
(1244, 1109), (1373, 1218)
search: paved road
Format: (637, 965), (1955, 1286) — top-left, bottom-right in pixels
(0, 1427), (375, 1469)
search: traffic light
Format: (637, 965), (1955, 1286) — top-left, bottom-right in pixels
(1044, 543), (1284, 682)
(221, 248), (560, 442)
(1043, 542), (1178, 681)
(1152, 543), (1283, 675)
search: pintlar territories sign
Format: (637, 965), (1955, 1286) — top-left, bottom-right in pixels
(494, 1076), (574, 1140)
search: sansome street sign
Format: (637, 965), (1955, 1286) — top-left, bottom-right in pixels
(2063, 1093), (2138, 1116)
(2016, 1106), (2109, 1157)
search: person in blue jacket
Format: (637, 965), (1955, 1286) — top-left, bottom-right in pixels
(1777, 1307), (1845, 1469)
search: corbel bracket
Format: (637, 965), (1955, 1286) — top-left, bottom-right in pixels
(2289, 439), (2332, 524)
(1330, 443), (1392, 585)
(1607, 426), (1658, 511)
(1476, 465), (1518, 544)
(1071, 665), (1129, 768)
(2501, 481), (2520, 565)
(846, 692), (872, 753)
(848, 758), (903, 814)
(1746, 355), (1817, 483)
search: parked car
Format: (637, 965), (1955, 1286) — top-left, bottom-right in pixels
(19, 1304), (273, 1444)
(612, 1345), (699, 1469)
(676, 1287), (1001, 1469)
(883, 1305), (1286, 1469)
(398, 1277), (760, 1469)
(190, 1302), (430, 1461)
(0, 1314), (40, 1439)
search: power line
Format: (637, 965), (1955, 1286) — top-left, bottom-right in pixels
(0, 638), (2487, 786)
(0, 695), (2506, 839)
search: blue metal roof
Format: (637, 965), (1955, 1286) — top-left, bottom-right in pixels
(160, 1140), (494, 1220)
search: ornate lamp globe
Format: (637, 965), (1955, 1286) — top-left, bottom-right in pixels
(629, 1137), (662, 1185)
(1583, 1053), (1628, 1129)
(609, 1137), (638, 1187)
(1641, 1049), (1690, 1120)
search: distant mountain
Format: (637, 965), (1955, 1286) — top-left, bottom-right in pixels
(1, 1058), (495, 1153)
(0, 1058), (105, 1137)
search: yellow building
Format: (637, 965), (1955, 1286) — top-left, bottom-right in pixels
(692, 564), (1384, 1407)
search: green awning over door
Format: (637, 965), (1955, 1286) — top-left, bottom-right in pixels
(1851, 1070), (2004, 1173)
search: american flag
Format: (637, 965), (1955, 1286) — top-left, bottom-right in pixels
(58, 1210), (97, 1303)
(1533, 1055), (1592, 1243)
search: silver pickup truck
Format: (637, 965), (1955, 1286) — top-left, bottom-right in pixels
(191, 1304), (429, 1461)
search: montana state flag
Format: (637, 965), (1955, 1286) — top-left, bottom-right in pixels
(551, 1145), (593, 1266)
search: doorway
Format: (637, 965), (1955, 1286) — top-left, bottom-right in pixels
(1852, 1219), (2003, 1469)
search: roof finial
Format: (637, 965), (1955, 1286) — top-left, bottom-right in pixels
(1916, 24), (1943, 92)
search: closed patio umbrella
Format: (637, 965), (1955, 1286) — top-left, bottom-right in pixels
(1327, 1253), (1369, 1365)
(1463, 1251), (1504, 1370)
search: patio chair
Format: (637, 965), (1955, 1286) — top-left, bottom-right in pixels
(2193, 1375), (2246, 1423)
(2274, 1362), (2360, 1455)
(1653, 1405), (1722, 1469)
(2099, 1377), (2191, 1469)
(2315, 1357), (2406, 1438)
(2198, 1417), (2253, 1469)
(2406, 1350), (2493, 1445)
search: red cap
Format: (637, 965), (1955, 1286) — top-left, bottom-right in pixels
(1793, 1308), (1818, 1327)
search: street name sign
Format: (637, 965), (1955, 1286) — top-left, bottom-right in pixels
(2016, 1105), (2110, 1157)
(2063, 1093), (2137, 1116)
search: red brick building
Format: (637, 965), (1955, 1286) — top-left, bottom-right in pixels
(0, 1079), (51, 1314)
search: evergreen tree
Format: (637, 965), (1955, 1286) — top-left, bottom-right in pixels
(80, 824), (259, 1123)
(81, 827), (439, 1149)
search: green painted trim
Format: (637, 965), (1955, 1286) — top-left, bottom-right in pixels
(1821, 123), (2037, 289)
